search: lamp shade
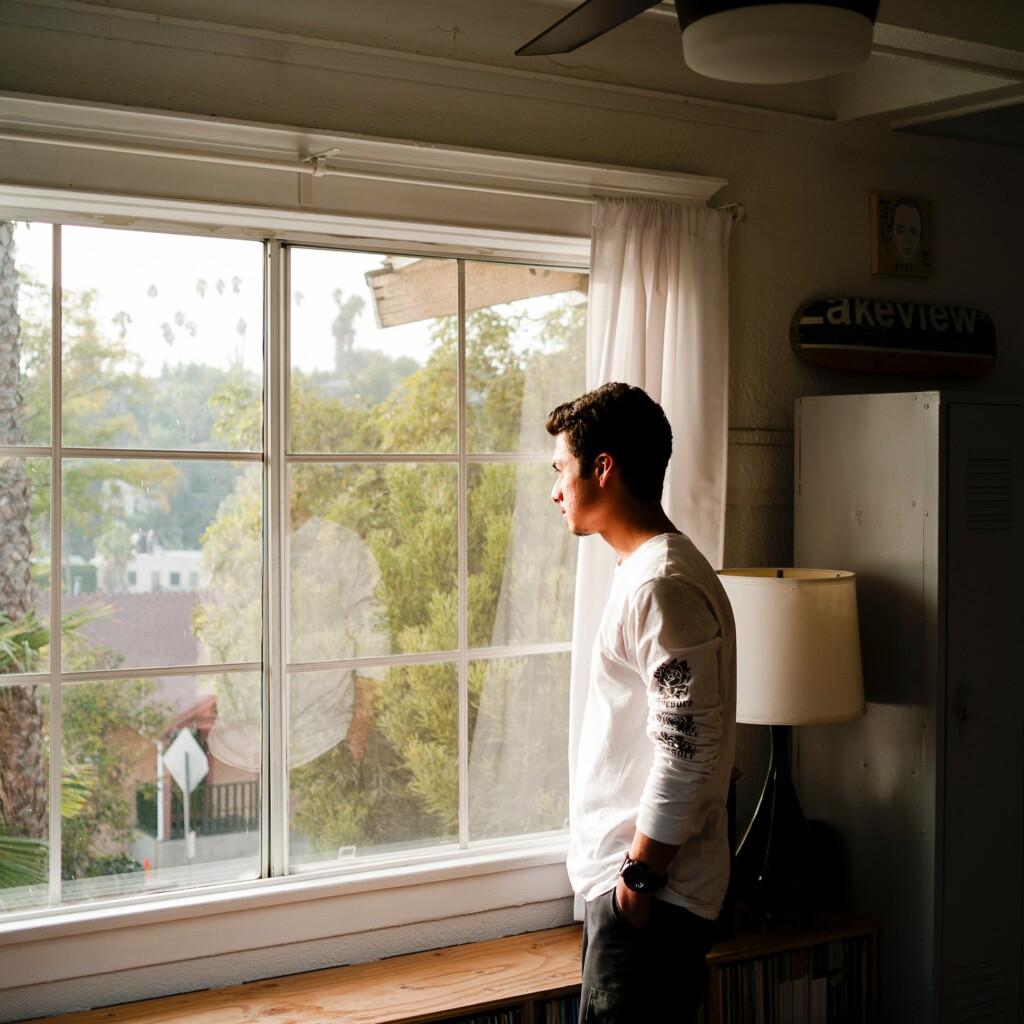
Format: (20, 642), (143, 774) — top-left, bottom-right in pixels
(718, 568), (865, 725)
(679, 2), (877, 84)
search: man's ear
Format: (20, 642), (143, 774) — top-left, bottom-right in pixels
(594, 453), (614, 486)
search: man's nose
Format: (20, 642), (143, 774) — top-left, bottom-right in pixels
(551, 481), (561, 503)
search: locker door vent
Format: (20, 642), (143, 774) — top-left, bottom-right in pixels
(955, 953), (1009, 1022)
(965, 452), (1013, 530)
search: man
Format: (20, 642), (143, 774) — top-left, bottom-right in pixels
(547, 382), (736, 1023)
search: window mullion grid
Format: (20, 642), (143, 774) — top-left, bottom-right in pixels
(47, 223), (62, 906)
(38, 228), (277, 896)
(457, 260), (469, 850)
(266, 240), (288, 877)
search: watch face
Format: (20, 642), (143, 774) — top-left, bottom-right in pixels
(622, 862), (652, 891)
(621, 858), (666, 892)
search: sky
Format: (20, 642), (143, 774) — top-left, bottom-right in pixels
(12, 222), (431, 378)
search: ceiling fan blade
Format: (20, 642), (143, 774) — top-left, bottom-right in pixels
(516, 0), (663, 56)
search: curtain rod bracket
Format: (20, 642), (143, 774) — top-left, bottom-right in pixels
(713, 202), (745, 222)
(308, 148), (342, 177)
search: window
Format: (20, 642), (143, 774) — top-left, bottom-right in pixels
(0, 221), (585, 916)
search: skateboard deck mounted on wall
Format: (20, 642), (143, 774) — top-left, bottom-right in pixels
(792, 297), (995, 377)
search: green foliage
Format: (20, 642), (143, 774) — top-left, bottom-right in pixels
(59, 678), (168, 880)
(16, 278), (182, 571)
(0, 830), (48, 889)
(8, 259), (586, 871)
(0, 610), (51, 673)
(327, 300), (578, 846)
(0, 605), (108, 674)
(0, 606), (167, 885)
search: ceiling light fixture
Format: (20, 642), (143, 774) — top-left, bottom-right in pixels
(516, 0), (881, 85)
(678, 1), (880, 84)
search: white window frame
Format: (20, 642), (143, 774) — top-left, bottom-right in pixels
(0, 96), (726, 1021)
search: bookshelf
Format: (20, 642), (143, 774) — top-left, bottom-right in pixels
(706, 913), (877, 1024)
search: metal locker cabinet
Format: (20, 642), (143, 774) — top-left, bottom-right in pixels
(792, 391), (1024, 1024)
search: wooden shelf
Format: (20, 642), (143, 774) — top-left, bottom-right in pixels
(34, 913), (876, 1024)
(30, 925), (583, 1024)
(709, 912), (877, 965)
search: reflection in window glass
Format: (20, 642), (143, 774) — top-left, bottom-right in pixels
(468, 652), (571, 842)
(59, 672), (261, 906)
(289, 463), (458, 658)
(288, 662), (458, 867)
(60, 226), (263, 451)
(289, 249), (457, 454)
(467, 462), (578, 649)
(61, 459), (262, 671)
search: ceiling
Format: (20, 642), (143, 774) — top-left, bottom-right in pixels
(0, 0), (1020, 149)
(640, 0), (1024, 148)
(899, 101), (1024, 148)
(862, 8), (1024, 149)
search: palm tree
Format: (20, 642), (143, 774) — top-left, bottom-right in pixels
(0, 218), (47, 844)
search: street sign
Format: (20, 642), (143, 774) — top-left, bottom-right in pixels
(163, 729), (209, 796)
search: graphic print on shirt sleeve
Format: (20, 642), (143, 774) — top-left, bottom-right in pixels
(654, 658), (692, 706)
(652, 659), (697, 760)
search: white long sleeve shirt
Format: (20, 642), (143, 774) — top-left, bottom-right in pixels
(567, 533), (736, 919)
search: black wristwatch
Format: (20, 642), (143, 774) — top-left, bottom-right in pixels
(619, 854), (669, 893)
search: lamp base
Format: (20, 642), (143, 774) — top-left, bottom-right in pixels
(735, 724), (819, 932)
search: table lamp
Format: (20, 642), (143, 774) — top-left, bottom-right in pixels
(717, 568), (865, 931)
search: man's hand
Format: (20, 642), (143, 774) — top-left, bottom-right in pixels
(615, 877), (653, 928)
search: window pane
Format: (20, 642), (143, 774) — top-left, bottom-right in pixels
(0, 456), (50, 673)
(0, 681), (50, 912)
(468, 462), (578, 649)
(60, 672), (261, 905)
(60, 226), (263, 452)
(288, 662), (458, 867)
(464, 261), (586, 455)
(289, 463), (457, 659)
(5, 221), (52, 448)
(468, 653), (570, 842)
(62, 459), (262, 671)
(289, 249), (457, 454)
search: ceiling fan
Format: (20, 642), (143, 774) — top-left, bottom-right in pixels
(516, 0), (881, 84)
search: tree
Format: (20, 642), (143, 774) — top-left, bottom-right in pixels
(60, 678), (166, 880)
(1, 225), (178, 895)
(0, 220), (47, 847)
(197, 284), (585, 856)
(369, 305), (583, 836)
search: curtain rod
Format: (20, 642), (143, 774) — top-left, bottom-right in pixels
(0, 129), (731, 209)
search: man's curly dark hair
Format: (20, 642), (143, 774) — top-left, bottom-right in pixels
(546, 382), (672, 503)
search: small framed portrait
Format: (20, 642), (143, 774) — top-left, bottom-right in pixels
(871, 193), (933, 277)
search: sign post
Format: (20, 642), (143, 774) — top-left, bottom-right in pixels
(162, 730), (209, 866)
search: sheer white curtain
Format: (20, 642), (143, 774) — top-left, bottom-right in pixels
(568, 198), (732, 908)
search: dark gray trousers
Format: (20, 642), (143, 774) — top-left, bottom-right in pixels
(579, 888), (713, 1023)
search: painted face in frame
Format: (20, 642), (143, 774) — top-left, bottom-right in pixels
(550, 432), (602, 537)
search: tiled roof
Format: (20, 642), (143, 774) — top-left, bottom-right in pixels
(58, 591), (202, 671)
